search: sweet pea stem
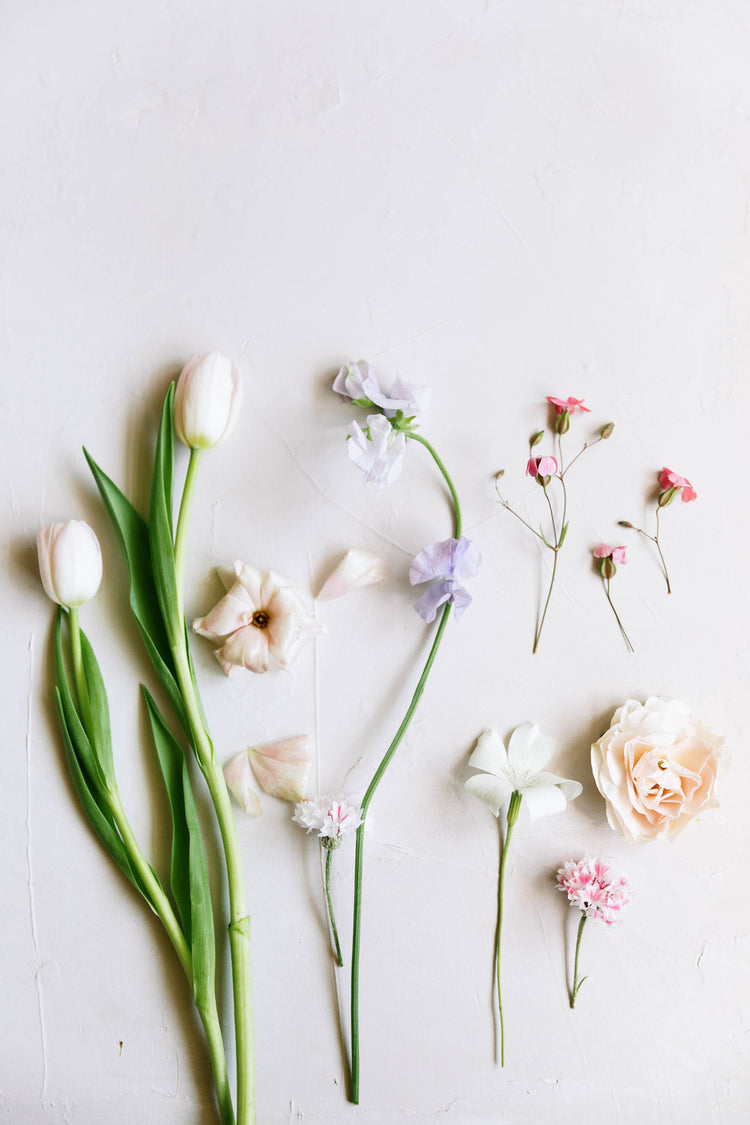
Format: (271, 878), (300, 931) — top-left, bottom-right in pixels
(497, 790), (522, 1066)
(603, 579), (634, 653)
(570, 913), (588, 1008)
(324, 846), (343, 967)
(173, 453), (255, 1125)
(66, 609), (235, 1125)
(349, 434), (461, 1105)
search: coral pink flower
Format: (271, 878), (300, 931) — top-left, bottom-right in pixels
(658, 468), (697, 502)
(546, 396), (591, 415)
(593, 544), (627, 565)
(526, 455), (558, 478)
(557, 858), (631, 924)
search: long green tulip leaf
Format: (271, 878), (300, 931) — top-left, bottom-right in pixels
(149, 386), (181, 648)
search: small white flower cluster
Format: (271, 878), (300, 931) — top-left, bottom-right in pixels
(293, 795), (363, 848)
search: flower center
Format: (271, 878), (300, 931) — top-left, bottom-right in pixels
(657, 759), (668, 770)
(251, 610), (270, 629)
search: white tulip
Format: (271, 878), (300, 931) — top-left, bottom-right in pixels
(174, 352), (241, 450)
(37, 520), (103, 608)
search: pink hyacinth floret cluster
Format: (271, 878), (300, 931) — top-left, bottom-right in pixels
(593, 544), (627, 565)
(659, 467), (697, 503)
(546, 395), (591, 415)
(556, 858), (632, 925)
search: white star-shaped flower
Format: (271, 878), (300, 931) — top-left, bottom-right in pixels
(465, 723), (582, 820)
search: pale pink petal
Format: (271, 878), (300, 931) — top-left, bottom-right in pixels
(317, 549), (387, 600)
(248, 736), (313, 802)
(223, 751), (262, 815)
(216, 625), (273, 674)
(193, 582), (256, 642)
(611, 546), (627, 565)
(592, 544), (613, 559)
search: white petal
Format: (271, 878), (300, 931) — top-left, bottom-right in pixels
(465, 773), (513, 817)
(507, 723), (555, 776)
(223, 751), (262, 816)
(522, 784), (567, 821)
(531, 770), (583, 802)
(467, 729), (509, 777)
(316, 548), (386, 600)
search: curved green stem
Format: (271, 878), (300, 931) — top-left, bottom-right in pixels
(497, 791), (521, 1066)
(654, 508), (672, 594)
(349, 434), (461, 1104)
(604, 579), (634, 653)
(324, 846), (343, 967)
(408, 433), (463, 538)
(533, 548), (558, 654)
(570, 913), (588, 1008)
(173, 457), (255, 1125)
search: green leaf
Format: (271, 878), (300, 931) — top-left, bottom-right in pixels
(142, 687), (216, 1008)
(559, 521), (569, 547)
(84, 446), (188, 731)
(79, 627), (114, 787)
(55, 612), (108, 798)
(55, 687), (140, 889)
(540, 528), (554, 550)
(149, 386), (181, 648)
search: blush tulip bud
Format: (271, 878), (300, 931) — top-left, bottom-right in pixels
(37, 521), (103, 608)
(174, 352), (241, 450)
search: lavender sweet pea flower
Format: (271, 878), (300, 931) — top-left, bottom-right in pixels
(333, 361), (431, 419)
(409, 536), (481, 622)
(347, 414), (406, 488)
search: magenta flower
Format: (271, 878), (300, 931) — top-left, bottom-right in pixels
(526, 455), (558, 479)
(557, 858), (632, 1008)
(658, 467), (697, 502)
(593, 543), (627, 566)
(546, 395), (591, 415)
(557, 858), (632, 924)
(409, 536), (481, 623)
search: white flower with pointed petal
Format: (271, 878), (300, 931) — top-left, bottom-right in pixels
(465, 723), (582, 820)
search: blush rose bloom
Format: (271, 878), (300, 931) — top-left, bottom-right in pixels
(591, 698), (722, 841)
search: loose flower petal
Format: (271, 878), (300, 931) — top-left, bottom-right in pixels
(223, 751), (262, 816)
(316, 548), (387, 600)
(248, 735), (313, 803)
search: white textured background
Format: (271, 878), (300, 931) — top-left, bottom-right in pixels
(2, 2), (749, 1122)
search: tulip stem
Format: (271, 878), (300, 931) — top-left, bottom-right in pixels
(324, 846), (343, 967)
(570, 914), (588, 1008)
(175, 448), (202, 621)
(348, 436), (461, 1104)
(497, 790), (522, 1066)
(172, 450), (255, 1125)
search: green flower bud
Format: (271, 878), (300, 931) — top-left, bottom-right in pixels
(530, 430), (544, 448)
(555, 411), (570, 435)
(617, 520), (633, 529)
(600, 422), (615, 439)
(601, 557), (617, 579)
(658, 486), (678, 508)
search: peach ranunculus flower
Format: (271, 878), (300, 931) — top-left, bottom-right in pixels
(591, 698), (722, 841)
(193, 561), (321, 675)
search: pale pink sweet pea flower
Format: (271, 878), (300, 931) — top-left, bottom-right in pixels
(223, 751), (262, 816)
(193, 561), (321, 675)
(593, 544), (627, 565)
(174, 352), (241, 450)
(526, 455), (558, 478)
(248, 735), (313, 802)
(546, 395), (591, 415)
(37, 520), (103, 608)
(316, 548), (386, 600)
(658, 467), (697, 502)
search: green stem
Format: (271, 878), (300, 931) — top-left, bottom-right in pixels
(324, 846), (343, 967)
(497, 791), (522, 1066)
(604, 579), (634, 653)
(408, 433), (463, 538)
(533, 548), (558, 654)
(67, 611), (235, 1124)
(654, 508), (672, 594)
(349, 434), (461, 1105)
(173, 459), (255, 1125)
(174, 448), (202, 620)
(570, 913), (588, 1008)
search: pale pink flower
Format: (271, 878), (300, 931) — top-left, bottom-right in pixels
(316, 548), (386, 600)
(193, 561), (321, 675)
(557, 858), (632, 924)
(223, 751), (262, 816)
(248, 735), (313, 803)
(293, 794), (362, 845)
(658, 467), (697, 502)
(593, 543), (627, 565)
(526, 455), (558, 478)
(546, 395), (591, 415)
